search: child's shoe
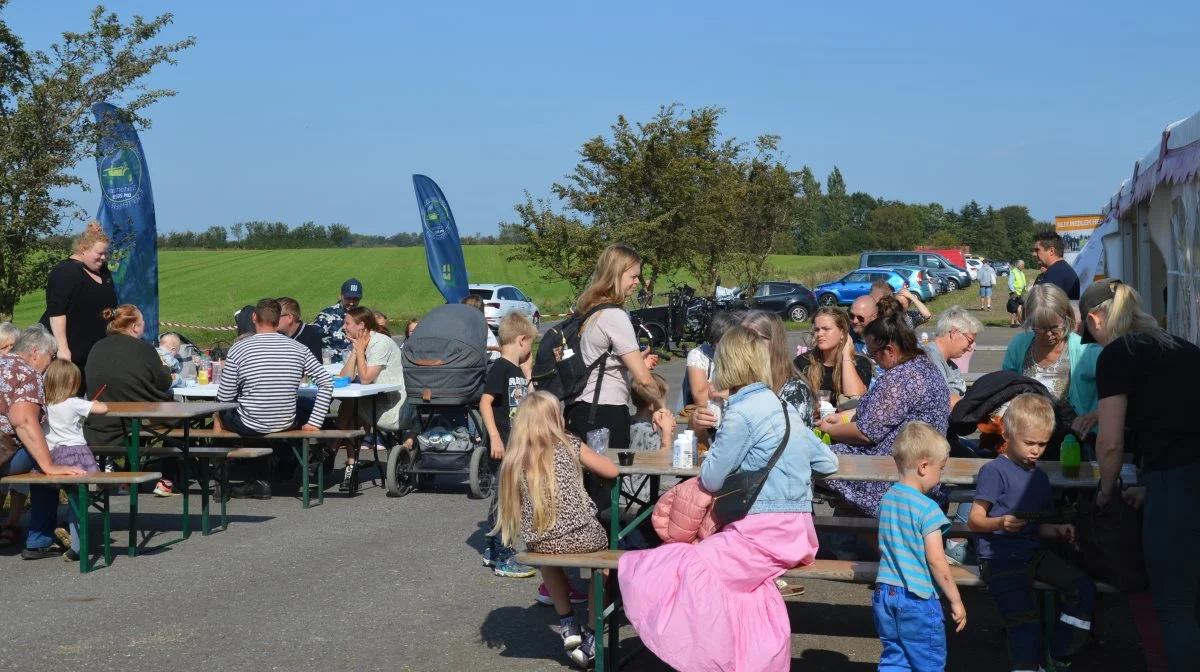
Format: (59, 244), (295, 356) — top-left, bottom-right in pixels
(559, 619), (582, 652)
(493, 555), (536, 578)
(536, 582), (589, 605)
(569, 627), (596, 668)
(153, 479), (179, 497)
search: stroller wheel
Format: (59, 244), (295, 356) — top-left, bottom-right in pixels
(468, 444), (494, 500)
(386, 446), (416, 498)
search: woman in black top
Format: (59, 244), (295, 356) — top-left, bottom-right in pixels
(1084, 279), (1200, 670)
(794, 307), (871, 410)
(83, 305), (172, 449)
(39, 222), (118, 376)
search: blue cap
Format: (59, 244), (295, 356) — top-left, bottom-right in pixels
(341, 278), (363, 299)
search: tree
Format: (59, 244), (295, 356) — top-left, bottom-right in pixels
(822, 166), (849, 234)
(790, 165), (823, 254)
(867, 204), (922, 250)
(504, 193), (602, 296)
(0, 3), (194, 318)
(723, 137), (796, 296)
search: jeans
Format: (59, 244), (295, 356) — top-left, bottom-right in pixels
(0, 447), (56, 549)
(982, 549), (1096, 669)
(1143, 462), (1200, 671)
(872, 583), (946, 671)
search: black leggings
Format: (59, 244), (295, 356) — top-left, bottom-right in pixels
(564, 403), (631, 449)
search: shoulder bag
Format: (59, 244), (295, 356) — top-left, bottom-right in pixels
(711, 398), (792, 526)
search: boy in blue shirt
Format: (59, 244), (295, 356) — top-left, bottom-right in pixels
(969, 393), (1095, 671)
(875, 421), (967, 671)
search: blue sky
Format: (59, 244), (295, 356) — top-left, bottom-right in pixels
(7, 0), (1199, 236)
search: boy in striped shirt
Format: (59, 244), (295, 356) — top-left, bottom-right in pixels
(874, 421), (966, 671)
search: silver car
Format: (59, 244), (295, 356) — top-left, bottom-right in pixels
(468, 284), (541, 329)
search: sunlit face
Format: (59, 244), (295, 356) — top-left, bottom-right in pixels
(0, 338), (12, 355)
(1004, 424), (1052, 469)
(28, 346), (56, 373)
(1032, 241), (1055, 266)
(340, 294), (361, 311)
(77, 242), (109, 273)
(621, 264), (642, 299)
(915, 457), (947, 494)
(276, 312), (299, 336)
(1032, 317), (1066, 349)
(947, 328), (976, 359)
(849, 302), (876, 336)
(343, 314), (365, 339)
(811, 315), (843, 353)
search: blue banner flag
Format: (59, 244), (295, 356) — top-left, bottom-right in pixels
(412, 175), (469, 303)
(92, 102), (160, 342)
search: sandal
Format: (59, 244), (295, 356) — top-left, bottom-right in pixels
(0, 523), (21, 546)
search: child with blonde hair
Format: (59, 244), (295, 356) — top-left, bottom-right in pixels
(494, 391), (618, 668)
(38, 359), (108, 561)
(629, 373), (675, 451)
(874, 421), (965, 670)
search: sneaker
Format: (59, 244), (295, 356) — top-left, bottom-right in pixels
(945, 539), (968, 566)
(62, 549), (80, 563)
(21, 543), (66, 560)
(482, 547), (497, 568)
(338, 463), (356, 492)
(569, 628), (595, 668)
(559, 621), (582, 653)
(228, 480), (271, 500)
(153, 479), (180, 497)
(493, 556), (537, 578)
(536, 582), (589, 605)
(54, 527), (71, 549)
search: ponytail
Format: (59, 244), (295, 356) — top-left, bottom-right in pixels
(1100, 283), (1174, 348)
(104, 304), (142, 335)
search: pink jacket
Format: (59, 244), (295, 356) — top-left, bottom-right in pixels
(652, 478), (719, 544)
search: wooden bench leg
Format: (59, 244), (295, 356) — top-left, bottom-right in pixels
(199, 457), (211, 536)
(68, 484), (91, 575)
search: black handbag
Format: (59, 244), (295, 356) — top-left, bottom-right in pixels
(1076, 480), (1149, 591)
(711, 398), (792, 526)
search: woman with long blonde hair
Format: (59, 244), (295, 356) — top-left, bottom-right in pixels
(795, 307), (871, 406)
(39, 221), (118, 380)
(566, 244), (660, 450)
(494, 391), (618, 668)
(1083, 279), (1200, 670)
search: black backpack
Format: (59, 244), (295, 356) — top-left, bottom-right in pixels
(531, 303), (621, 416)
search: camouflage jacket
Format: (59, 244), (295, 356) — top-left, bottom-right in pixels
(314, 303), (350, 361)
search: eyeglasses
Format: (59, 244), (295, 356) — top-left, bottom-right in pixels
(866, 342), (888, 361)
(850, 313), (871, 323)
(1032, 325), (1065, 336)
(956, 331), (976, 348)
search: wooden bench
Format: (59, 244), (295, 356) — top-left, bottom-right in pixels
(812, 515), (971, 536)
(140, 428), (366, 508)
(1, 471), (161, 574)
(92, 445), (272, 533)
(516, 549), (1115, 671)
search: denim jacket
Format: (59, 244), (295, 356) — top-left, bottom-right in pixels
(700, 382), (839, 514)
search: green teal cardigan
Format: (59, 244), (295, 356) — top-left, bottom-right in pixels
(1002, 331), (1101, 418)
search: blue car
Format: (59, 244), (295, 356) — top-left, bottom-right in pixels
(815, 267), (907, 307)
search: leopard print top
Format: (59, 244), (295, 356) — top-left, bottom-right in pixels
(520, 438), (608, 554)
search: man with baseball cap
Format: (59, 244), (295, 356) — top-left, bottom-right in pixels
(315, 278), (362, 363)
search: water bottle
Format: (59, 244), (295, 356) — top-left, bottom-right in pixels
(1060, 434), (1081, 479)
(683, 430), (697, 467)
(672, 435), (687, 469)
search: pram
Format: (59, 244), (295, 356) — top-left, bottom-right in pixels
(387, 304), (493, 498)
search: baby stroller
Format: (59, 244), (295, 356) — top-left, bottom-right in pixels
(387, 304), (492, 498)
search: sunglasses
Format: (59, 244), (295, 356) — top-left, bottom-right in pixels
(850, 313), (871, 323)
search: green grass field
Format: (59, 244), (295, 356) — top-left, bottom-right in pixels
(11, 247), (858, 346)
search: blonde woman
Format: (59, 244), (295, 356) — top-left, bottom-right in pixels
(493, 391), (618, 668)
(1001, 283), (1101, 436)
(39, 222), (118, 377)
(795, 307), (872, 407)
(1084, 280), (1200, 670)
(619, 327), (839, 671)
(0, 321), (18, 355)
(567, 244), (660, 449)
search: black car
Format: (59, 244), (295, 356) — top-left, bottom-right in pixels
(719, 281), (818, 322)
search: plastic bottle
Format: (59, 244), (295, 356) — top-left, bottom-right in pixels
(683, 430), (697, 468)
(1060, 434), (1081, 479)
(672, 435), (687, 469)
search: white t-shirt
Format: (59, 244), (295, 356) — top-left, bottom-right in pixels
(486, 328), (500, 362)
(43, 397), (95, 450)
(577, 308), (640, 407)
(360, 331), (408, 431)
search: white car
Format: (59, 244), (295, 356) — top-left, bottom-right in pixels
(468, 284), (541, 329)
(964, 258), (982, 280)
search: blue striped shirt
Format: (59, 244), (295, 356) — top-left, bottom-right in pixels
(876, 483), (950, 599)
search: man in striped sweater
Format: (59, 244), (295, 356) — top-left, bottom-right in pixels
(216, 298), (332, 499)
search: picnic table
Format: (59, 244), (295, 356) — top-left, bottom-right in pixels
(106, 401), (237, 556)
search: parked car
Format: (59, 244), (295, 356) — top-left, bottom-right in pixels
(964, 258), (982, 280)
(880, 265), (937, 300)
(989, 260), (1011, 275)
(859, 251), (972, 290)
(719, 281), (818, 322)
(468, 284), (541, 329)
(815, 268), (907, 307)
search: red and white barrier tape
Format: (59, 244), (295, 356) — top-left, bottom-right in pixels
(159, 321), (237, 332)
